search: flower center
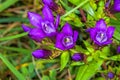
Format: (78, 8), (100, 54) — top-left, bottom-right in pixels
(42, 22), (56, 34)
(62, 36), (73, 47)
(96, 32), (107, 43)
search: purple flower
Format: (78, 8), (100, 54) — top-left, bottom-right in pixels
(42, 0), (58, 10)
(55, 23), (78, 50)
(72, 53), (83, 61)
(117, 46), (120, 53)
(107, 72), (114, 79)
(113, 0), (120, 12)
(89, 19), (115, 46)
(22, 5), (60, 42)
(32, 49), (51, 59)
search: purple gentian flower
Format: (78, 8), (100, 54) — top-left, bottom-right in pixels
(113, 0), (120, 12)
(89, 19), (115, 46)
(72, 53), (83, 61)
(107, 72), (114, 79)
(55, 23), (78, 50)
(32, 49), (51, 59)
(117, 46), (120, 53)
(42, 0), (58, 11)
(22, 5), (60, 42)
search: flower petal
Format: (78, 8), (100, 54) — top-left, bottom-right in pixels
(29, 28), (46, 42)
(90, 28), (97, 40)
(65, 43), (75, 50)
(62, 23), (73, 35)
(94, 40), (102, 46)
(95, 19), (107, 31)
(113, 0), (120, 12)
(107, 26), (115, 38)
(42, 5), (54, 22)
(28, 11), (42, 28)
(22, 24), (32, 32)
(42, 0), (57, 10)
(55, 15), (60, 29)
(55, 33), (66, 50)
(102, 40), (112, 45)
(42, 0), (53, 6)
(73, 30), (78, 42)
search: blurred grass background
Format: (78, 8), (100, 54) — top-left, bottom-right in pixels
(0, 0), (59, 80)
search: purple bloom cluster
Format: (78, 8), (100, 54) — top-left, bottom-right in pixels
(89, 19), (115, 46)
(22, 3), (78, 59)
(22, 0), (115, 59)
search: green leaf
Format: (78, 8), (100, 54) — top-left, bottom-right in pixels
(100, 46), (110, 59)
(60, 51), (70, 71)
(94, 77), (105, 80)
(74, 45), (90, 55)
(75, 59), (103, 80)
(49, 69), (57, 80)
(0, 53), (25, 80)
(28, 63), (34, 73)
(42, 76), (50, 80)
(82, 3), (95, 17)
(109, 55), (120, 61)
(113, 30), (120, 41)
(21, 66), (29, 76)
(0, 0), (19, 12)
(83, 41), (94, 53)
(63, 13), (84, 27)
(71, 62), (84, 66)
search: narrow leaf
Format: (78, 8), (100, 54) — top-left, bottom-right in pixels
(60, 51), (69, 71)
(76, 59), (103, 80)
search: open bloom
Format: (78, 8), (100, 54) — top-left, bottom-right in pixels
(42, 0), (58, 10)
(55, 23), (78, 50)
(72, 53), (83, 61)
(32, 49), (51, 59)
(113, 0), (120, 12)
(89, 19), (115, 46)
(22, 5), (60, 42)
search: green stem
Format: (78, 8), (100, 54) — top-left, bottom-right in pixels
(61, 0), (89, 19)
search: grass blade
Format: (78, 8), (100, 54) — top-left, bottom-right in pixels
(0, 32), (28, 41)
(0, 53), (26, 80)
(0, 0), (19, 12)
